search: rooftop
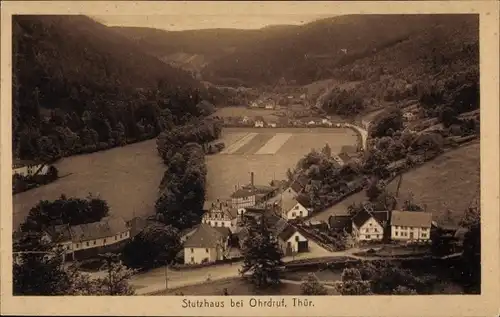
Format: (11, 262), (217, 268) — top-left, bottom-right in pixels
(390, 210), (433, 228)
(183, 224), (230, 248)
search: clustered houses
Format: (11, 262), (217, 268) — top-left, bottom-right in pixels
(42, 216), (130, 261)
(183, 172), (311, 264)
(328, 206), (433, 244)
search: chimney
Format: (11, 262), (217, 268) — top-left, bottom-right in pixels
(251, 172), (254, 187)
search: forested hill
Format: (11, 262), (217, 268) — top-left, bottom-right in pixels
(12, 15), (215, 162)
(113, 15), (478, 88)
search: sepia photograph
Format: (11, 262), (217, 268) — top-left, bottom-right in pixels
(1, 1), (499, 316)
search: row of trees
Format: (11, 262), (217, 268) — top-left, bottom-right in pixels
(154, 118), (222, 231)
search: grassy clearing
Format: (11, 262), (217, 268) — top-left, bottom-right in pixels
(386, 142), (480, 226)
(13, 140), (163, 230)
(153, 277), (308, 296)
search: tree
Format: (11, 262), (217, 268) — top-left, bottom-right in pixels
(67, 255), (135, 295)
(21, 194), (109, 232)
(460, 203), (480, 293)
(240, 217), (284, 289)
(122, 223), (181, 270)
(300, 273), (328, 295)
(370, 108), (403, 138)
(321, 143), (332, 158)
(366, 178), (385, 202)
(393, 286), (418, 295)
(13, 233), (71, 295)
(336, 268), (372, 295)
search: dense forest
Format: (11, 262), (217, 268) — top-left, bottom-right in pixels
(12, 15), (218, 162)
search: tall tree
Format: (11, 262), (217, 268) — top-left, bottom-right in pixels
(300, 273), (328, 295)
(240, 217), (284, 289)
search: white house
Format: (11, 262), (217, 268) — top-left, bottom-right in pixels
(390, 210), (432, 242)
(265, 104), (275, 110)
(276, 222), (309, 256)
(281, 197), (309, 220)
(254, 116), (265, 128)
(183, 224), (231, 264)
(403, 112), (416, 122)
(267, 122), (277, 128)
(351, 209), (387, 241)
(43, 217), (130, 261)
(202, 200), (240, 233)
(13, 160), (49, 177)
(321, 118), (333, 126)
(282, 175), (309, 201)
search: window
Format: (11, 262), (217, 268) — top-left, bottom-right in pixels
(295, 236), (299, 242)
(299, 211), (303, 217)
(86, 242), (89, 247)
(205, 248), (209, 253)
(294, 205), (299, 210)
(190, 248), (194, 253)
(115, 236), (117, 241)
(94, 241), (96, 245)
(395, 231), (399, 236)
(191, 257), (194, 263)
(366, 235), (371, 239)
(369, 223), (372, 226)
(103, 239), (106, 244)
(76, 244), (79, 248)
(221, 222), (225, 227)
(374, 228), (378, 232)
(292, 212), (296, 217)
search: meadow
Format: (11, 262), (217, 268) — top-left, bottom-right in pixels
(385, 141), (480, 227)
(13, 140), (164, 230)
(206, 127), (358, 200)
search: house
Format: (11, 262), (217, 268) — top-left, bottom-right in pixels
(13, 160), (49, 177)
(321, 118), (333, 126)
(390, 210), (432, 242)
(267, 122), (277, 128)
(241, 116), (251, 124)
(237, 214), (309, 256)
(282, 175), (309, 200)
(276, 223), (309, 256)
(265, 104), (275, 110)
(183, 224), (231, 264)
(43, 217), (130, 261)
(250, 102), (259, 108)
(403, 112), (416, 122)
(328, 215), (352, 233)
(201, 200), (240, 232)
(351, 209), (386, 241)
(254, 116), (265, 128)
(280, 196), (309, 220)
(230, 188), (257, 208)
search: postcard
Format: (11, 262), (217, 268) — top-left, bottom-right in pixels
(1, 1), (499, 316)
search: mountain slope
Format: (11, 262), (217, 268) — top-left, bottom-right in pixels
(12, 15), (211, 161)
(113, 14), (478, 89)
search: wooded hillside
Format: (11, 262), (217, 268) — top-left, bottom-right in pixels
(12, 15), (213, 161)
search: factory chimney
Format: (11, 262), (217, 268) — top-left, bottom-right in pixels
(250, 172), (254, 188)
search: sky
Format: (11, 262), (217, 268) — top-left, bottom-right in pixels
(92, 14), (331, 31)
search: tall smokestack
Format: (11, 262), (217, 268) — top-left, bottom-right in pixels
(251, 172), (254, 187)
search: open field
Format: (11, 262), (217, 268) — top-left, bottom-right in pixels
(206, 128), (358, 200)
(386, 142), (480, 226)
(13, 140), (164, 230)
